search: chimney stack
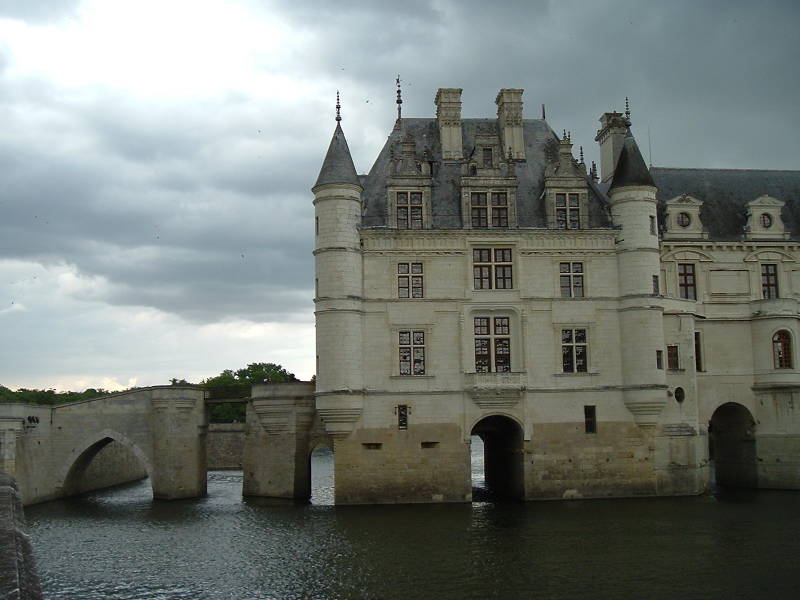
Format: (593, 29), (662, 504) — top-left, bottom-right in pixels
(496, 88), (525, 161)
(594, 111), (629, 183)
(435, 88), (463, 161)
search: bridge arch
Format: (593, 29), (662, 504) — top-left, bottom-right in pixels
(58, 429), (153, 497)
(307, 437), (335, 504)
(709, 402), (758, 489)
(470, 414), (525, 501)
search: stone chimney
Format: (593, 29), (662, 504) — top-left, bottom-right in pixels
(435, 88), (463, 160)
(594, 111), (628, 183)
(496, 88), (525, 161)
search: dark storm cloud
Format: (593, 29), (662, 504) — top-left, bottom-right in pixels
(2, 0), (799, 334)
(0, 78), (317, 323)
(0, 0), (82, 23)
(266, 0), (800, 173)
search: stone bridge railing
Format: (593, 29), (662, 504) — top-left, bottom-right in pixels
(0, 473), (42, 599)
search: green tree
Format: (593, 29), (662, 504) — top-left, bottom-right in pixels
(202, 362), (297, 423)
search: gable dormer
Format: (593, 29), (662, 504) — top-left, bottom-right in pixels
(460, 127), (517, 229)
(387, 133), (433, 229)
(745, 195), (789, 240)
(544, 133), (589, 229)
(663, 194), (707, 239)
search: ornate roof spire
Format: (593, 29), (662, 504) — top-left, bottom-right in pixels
(396, 75), (403, 120)
(625, 97), (630, 122)
(579, 146), (585, 164)
(335, 90), (341, 122)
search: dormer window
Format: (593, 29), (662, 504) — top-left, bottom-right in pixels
(663, 195), (707, 240)
(556, 193), (580, 229)
(482, 147), (493, 168)
(470, 192), (509, 229)
(396, 191), (423, 229)
(745, 195), (788, 240)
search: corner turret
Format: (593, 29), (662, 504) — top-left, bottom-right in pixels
(314, 122), (361, 189)
(609, 129), (655, 191)
(607, 123), (666, 427)
(312, 95), (365, 448)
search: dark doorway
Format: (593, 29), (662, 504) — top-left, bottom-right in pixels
(470, 415), (525, 501)
(709, 403), (758, 489)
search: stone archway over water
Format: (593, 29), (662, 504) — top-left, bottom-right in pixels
(308, 441), (335, 505)
(60, 430), (152, 497)
(471, 415), (525, 501)
(709, 402), (757, 489)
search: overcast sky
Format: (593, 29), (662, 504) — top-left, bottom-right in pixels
(1, 0), (798, 391)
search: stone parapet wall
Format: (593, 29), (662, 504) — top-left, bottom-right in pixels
(207, 423), (245, 469)
(0, 473), (42, 599)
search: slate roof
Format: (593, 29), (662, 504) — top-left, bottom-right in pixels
(315, 123), (361, 188)
(361, 118), (611, 229)
(650, 167), (800, 241)
(609, 130), (655, 190)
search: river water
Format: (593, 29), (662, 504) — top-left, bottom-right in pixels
(26, 447), (800, 599)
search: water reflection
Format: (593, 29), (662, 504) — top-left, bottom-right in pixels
(26, 455), (800, 599)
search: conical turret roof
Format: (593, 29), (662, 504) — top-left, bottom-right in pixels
(609, 129), (655, 190)
(314, 122), (361, 188)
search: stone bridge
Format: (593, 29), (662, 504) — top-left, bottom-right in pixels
(0, 382), (325, 506)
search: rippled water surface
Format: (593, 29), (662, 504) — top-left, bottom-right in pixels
(26, 448), (800, 599)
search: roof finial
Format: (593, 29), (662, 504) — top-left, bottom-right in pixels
(579, 146), (584, 164)
(396, 75), (402, 120)
(335, 90), (341, 123)
(562, 129), (567, 139)
(625, 97), (630, 121)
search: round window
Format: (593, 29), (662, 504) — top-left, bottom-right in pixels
(760, 213), (773, 229)
(674, 387), (685, 403)
(676, 212), (691, 228)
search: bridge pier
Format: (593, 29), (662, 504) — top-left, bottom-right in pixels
(151, 389), (208, 500)
(242, 382), (316, 500)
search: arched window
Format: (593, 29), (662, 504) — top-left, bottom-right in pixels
(772, 330), (793, 369)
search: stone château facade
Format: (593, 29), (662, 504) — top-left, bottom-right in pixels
(311, 87), (800, 504)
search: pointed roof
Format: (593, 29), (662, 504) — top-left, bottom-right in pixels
(314, 123), (361, 188)
(609, 129), (655, 190)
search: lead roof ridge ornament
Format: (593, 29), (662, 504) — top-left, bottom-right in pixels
(335, 90), (341, 123)
(396, 75), (403, 121)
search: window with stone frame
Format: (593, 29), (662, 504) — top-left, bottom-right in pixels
(773, 330), (792, 369)
(584, 405), (597, 434)
(473, 248), (513, 290)
(396, 191), (423, 229)
(555, 193), (581, 229)
(474, 316), (511, 373)
(561, 328), (588, 373)
(399, 331), (425, 376)
(470, 192), (509, 229)
(678, 263), (696, 300)
(482, 147), (493, 168)
(559, 262), (584, 297)
(667, 345), (680, 370)
(398, 262), (423, 299)
(694, 332), (704, 372)
(761, 263), (779, 299)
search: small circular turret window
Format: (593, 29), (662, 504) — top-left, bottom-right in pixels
(760, 213), (773, 229)
(676, 212), (691, 228)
